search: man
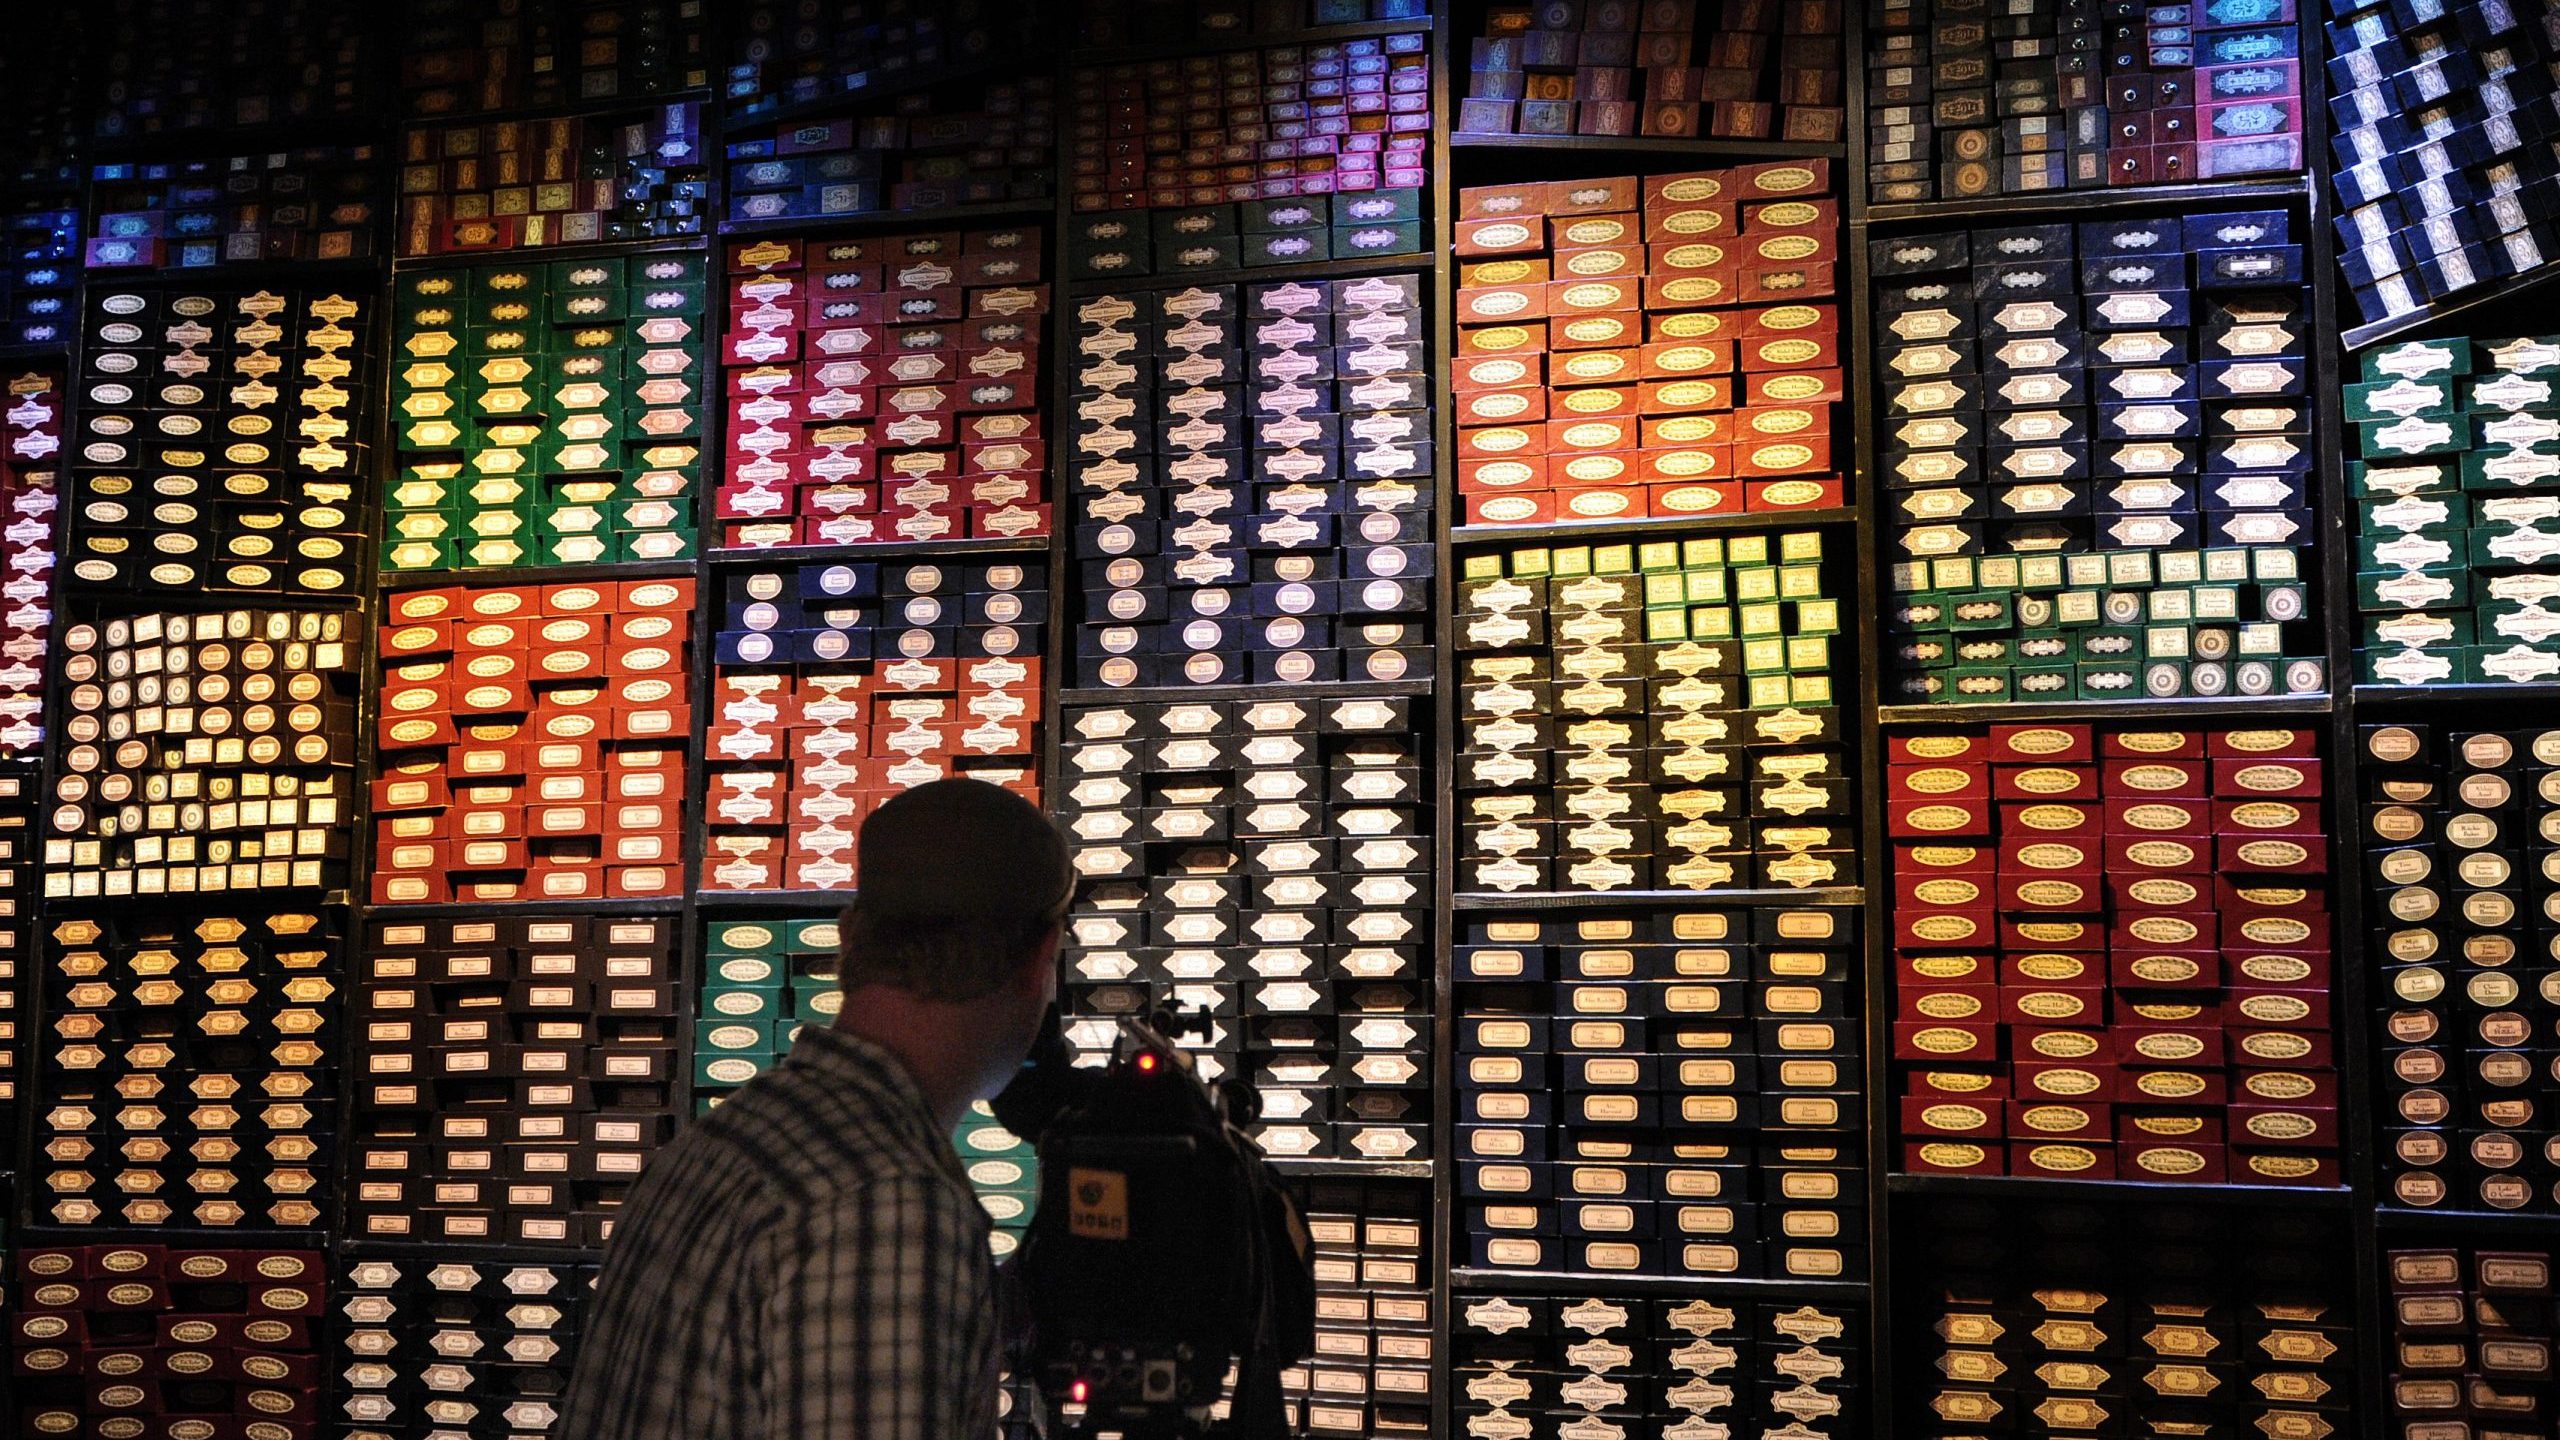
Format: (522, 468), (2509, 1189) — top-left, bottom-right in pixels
(559, 777), (1071, 1440)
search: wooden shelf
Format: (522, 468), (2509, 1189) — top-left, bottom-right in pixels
(1453, 507), (1860, 547)
(339, 1236), (609, 1262)
(1452, 133), (1845, 162)
(1064, 251), (1430, 293)
(1864, 176), (2309, 226)
(1450, 1268), (1869, 1298)
(17, 1221), (331, 1244)
(390, 235), (709, 272)
(705, 536), (1049, 566)
(2342, 260), (2560, 351)
(718, 198), (1052, 240)
(396, 88), (717, 133)
(87, 114), (394, 162)
(2373, 1207), (2560, 1236)
(1070, 19), (1428, 65)
(722, 56), (1043, 131)
(1876, 694), (2332, 725)
(1887, 1173), (2354, 1210)
(1453, 887), (1864, 911)
(364, 897), (686, 919)
(43, 887), (354, 911)
(60, 585), (367, 612)
(1059, 678), (1434, 705)
(79, 255), (385, 288)
(378, 559), (698, 590)
(2351, 682), (2560, 706)
(1268, 1157), (1434, 1178)
(695, 890), (855, 912)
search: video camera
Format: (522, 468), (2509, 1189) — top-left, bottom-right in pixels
(991, 1004), (1317, 1440)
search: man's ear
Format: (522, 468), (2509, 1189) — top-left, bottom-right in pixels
(1018, 923), (1062, 993)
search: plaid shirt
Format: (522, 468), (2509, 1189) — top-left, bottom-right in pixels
(559, 1025), (1002, 1440)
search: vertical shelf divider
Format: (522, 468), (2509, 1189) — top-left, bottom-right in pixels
(1422, 7), (1460, 1437)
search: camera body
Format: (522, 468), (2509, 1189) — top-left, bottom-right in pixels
(994, 1008), (1317, 1439)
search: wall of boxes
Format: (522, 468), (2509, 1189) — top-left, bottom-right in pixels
(0, 0), (2556, 1435)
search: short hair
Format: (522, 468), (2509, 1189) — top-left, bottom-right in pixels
(841, 779), (1073, 1003)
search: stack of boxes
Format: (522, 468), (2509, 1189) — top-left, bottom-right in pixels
(1, 200), (79, 346)
(1874, 215), (2326, 704)
(1866, 0), (2304, 204)
(1067, 35), (1431, 212)
(1456, 0), (1846, 143)
(2326, 6), (2560, 324)
(2352, 334), (2560, 687)
(1906, 1201), (2351, 1437)
(694, 916), (840, 1101)
(1889, 724), (2339, 1186)
(717, 230), (1050, 549)
(1078, 0), (1433, 46)
(2362, 722), (2560, 1214)
(11, 1245), (326, 1436)
(340, 1258), (596, 1440)
(1064, 193), (1427, 280)
(0, 16), (82, 345)
(725, 84), (1058, 225)
(390, 255), (704, 572)
(720, 0), (1041, 118)
(1069, 276), (1433, 689)
(956, 1100), (1040, 1260)
(1454, 531), (1852, 894)
(702, 558), (1045, 893)
(1455, 905), (1864, 1280)
(67, 286), (372, 597)
(395, 105), (709, 256)
(85, 147), (385, 270)
(38, 911), (342, 1228)
(370, 579), (694, 906)
(1453, 165), (1846, 527)
(2385, 1247), (2560, 1433)
(347, 914), (684, 1248)
(43, 608), (359, 899)
(1455, 1291), (1863, 1438)
(1056, 695), (1432, 1160)
(0, 366), (61, 751)
(85, 0), (369, 138)
(397, 1), (712, 118)
(0, 767), (32, 1150)
(692, 914), (1042, 1256)
(1283, 1179), (1434, 1437)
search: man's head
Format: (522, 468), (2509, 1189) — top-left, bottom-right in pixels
(840, 779), (1070, 1094)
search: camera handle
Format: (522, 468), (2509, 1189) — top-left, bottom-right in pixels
(1217, 1338), (1296, 1440)
(1218, 1138), (1298, 1440)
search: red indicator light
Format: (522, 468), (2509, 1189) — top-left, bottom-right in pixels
(1136, 1052), (1158, 1073)
(1071, 1381), (1089, 1404)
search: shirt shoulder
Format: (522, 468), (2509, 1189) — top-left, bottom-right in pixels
(678, 1057), (959, 1207)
